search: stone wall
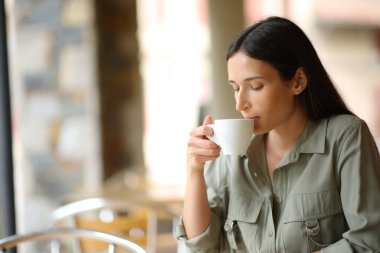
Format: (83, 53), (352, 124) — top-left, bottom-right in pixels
(7, 0), (102, 232)
(8, 0), (144, 233)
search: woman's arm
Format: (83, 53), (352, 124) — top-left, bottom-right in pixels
(183, 115), (221, 238)
(183, 166), (211, 238)
(324, 120), (380, 252)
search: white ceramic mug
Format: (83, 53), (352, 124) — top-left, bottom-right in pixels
(207, 119), (254, 155)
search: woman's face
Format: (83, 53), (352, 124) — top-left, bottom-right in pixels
(227, 51), (300, 134)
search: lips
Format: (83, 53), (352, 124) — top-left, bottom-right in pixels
(245, 116), (259, 120)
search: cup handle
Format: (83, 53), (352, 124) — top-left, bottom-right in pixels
(206, 124), (219, 145)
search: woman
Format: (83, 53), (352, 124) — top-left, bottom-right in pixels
(176, 16), (380, 252)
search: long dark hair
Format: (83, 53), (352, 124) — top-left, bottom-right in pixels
(226, 16), (353, 121)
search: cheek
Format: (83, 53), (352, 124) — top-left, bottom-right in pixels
(261, 89), (294, 116)
(258, 91), (281, 111)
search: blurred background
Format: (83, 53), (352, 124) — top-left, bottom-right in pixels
(1, 0), (380, 249)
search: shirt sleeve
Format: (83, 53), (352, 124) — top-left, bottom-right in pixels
(175, 158), (229, 252)
(323, 119), (380, 252)
(175, 212), (221, 252)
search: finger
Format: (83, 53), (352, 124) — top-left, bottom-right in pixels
(202, 115), (214, 137)
(189, 136), (219, 149)
(189, 117), (214, 138)
(188, 145), (221, 160)
(202, 115), (213, 126)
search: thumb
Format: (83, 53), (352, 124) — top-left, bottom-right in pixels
(202, 115), (213, 126)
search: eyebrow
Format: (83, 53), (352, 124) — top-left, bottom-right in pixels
(228, 76), (264, 84)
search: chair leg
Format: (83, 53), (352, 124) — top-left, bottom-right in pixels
(147, 210), (158, 253)
(49, 239), (61, 253)
(108, 242), (116, 253)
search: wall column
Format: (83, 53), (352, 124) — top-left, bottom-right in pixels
(95, 0), (144, 179)
(207, 0), (245, 119)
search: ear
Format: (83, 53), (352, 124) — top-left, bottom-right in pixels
(292, 67), (308, 95)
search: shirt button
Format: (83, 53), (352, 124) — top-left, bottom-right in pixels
(268, 231), (273, 237)
(253, 171), (258, 177)
(275, 197), (282, 204)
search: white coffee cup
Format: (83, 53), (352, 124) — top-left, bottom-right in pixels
(207, 119), (254, 155)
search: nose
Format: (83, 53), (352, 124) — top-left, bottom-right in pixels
(235, 90), (250, 112)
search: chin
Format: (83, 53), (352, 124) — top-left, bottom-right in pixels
(253, 126), (269, 135)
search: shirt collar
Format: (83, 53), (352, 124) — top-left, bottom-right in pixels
(295, 118), (327, 154)
(245, 134), (265, 158)
(282, 118), (327, 166)
(245, 118), (327, 163)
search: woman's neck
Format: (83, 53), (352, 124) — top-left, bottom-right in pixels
(265, 109), (308, 158)
(264, 109), (308, 181)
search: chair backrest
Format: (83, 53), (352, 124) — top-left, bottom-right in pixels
(0, 227), (147, 253)
(48, 198), (159, 253)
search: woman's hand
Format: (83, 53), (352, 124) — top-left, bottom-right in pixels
(187, 115), (221, 172)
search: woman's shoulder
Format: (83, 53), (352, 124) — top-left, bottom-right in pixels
(327, 114), (362, 125)
(324, 114), (370, 140)
(326, 114), (364, 131)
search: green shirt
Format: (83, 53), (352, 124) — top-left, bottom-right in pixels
(177, 114), (380, 253)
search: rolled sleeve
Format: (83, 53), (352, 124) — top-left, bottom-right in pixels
(321, 239), (354, 253)
(175, 212), (221, 252)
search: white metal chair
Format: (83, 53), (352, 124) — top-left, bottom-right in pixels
(0, 227), (147, 253)
(48, 198), (176, 253)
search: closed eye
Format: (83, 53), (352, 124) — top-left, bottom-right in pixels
(250, 85), (263, 91)
(229, 83), (240, 92)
